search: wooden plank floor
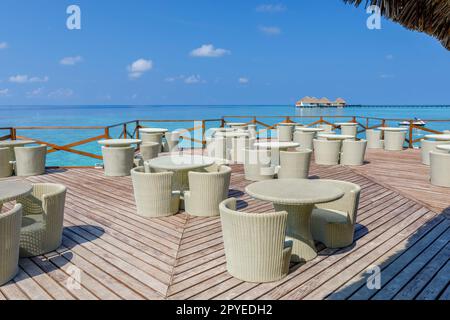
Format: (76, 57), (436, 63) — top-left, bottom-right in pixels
(0, 148), (449, 300)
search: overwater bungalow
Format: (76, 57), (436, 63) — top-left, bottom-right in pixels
(296, 97), (347, 108)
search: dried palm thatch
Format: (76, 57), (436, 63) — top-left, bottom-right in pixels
(343, 0), (449, 50)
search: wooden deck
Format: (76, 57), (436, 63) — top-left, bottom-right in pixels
(0, 148), (449, 300)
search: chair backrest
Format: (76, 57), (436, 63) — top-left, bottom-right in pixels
(318, 124), (333, 132)
(366, 129), (382, 140)
(315, 180), (361, 225)
(0, 204), (22, 285)
(164, 131), (181, 152)
(101, 146), (135, 176)
(293, 131), (315, 150)
(207, 137), (227, 160)
(278, 149), (312, 179)
(141, 133), (163, 145)
(131, 167), (175, 216)
(14, 145), (47, 176)
(313, 139), (341, 165)
(0, 147), (13, 178)
(277, 126), (293, 142)
(341, 140), (367, 166)
(219, 198), (288, 281)
(188, 165), (231, 203)
(140, 142), (160, 161)
(429, 151), (450, 187)
(244, 149), (274, 181)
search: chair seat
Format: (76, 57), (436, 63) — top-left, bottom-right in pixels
(21, 214), (44, 232)
(312, 208), (348, 224)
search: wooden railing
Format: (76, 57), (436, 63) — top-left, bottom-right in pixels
(2, 116), (449, 166)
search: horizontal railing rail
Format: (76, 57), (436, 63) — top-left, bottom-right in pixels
(2, 116), (449, 166)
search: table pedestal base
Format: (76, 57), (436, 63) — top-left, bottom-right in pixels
(274, 203), (317, 262)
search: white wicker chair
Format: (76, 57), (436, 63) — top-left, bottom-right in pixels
(243, 149), (275, 181)
(430, 152), (450, 188)
(341, 140), (367, 166)
(384, 131), (406, 151)
(311, 180), (361, 248)
(131, 167), (180, 217)
(318, 124), (334, 132)
(293, 131), (315, 150)
(102, 146), (135, 176)
(207, 137), (228, 162)
(220, 198), (292, 283)
(0, 204), (22, 286)
(277, 126), (293, 142)
(141, 133), (163, 149)
(163, 131), (181, 152)
(184, 166), (231, 217)
(248, 124), (257, 139)
(0, 147), (13, 178)
(276, 149), (312, 179)
(231, 137), (255, 164)
(313, 139), (341, 165)
(17, 183), (66, 257)
(341, 125), (357, 137)
(366, 129), (384, 149)
(134, 142), (160, 167)
(14, 145), (47, 176)
(420, 140), (450, 165)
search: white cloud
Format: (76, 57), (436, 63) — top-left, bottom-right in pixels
(238, 77), (249, 84)
(127, 58), (153, 79)
(184, 75), (204, 84)
(259, 26), (281, 35)
(9, 75), (49, 83)
(0, 42), (8, 50)
(256, 4), (286, 13)
(0, 88), (9, 96)
(48, 88), (74, 98)
(190, 44), (230, 58)
(27, 87), (44, 97)
(165, 75), (185, 82)
(60, 55), (83, 65)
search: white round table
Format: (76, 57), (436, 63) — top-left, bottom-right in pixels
(317, 134), (354, 141)
(0, 181), (32, 210)
(378, 127), (408, 132)
(0, 140), (37, 162)
(246, 179), (344, 262)
(98, 139), (142, 147)
(335, 123), (357, 126)
(139, 128), (169, 134)
(436, 145), (450, 153)
(226, 123), (248, 130)
(278, 123), (299, 126)
(254, 141), (299, 166)
(296, 127), (324, 133)
(424, 134), (450, 141)
(145, 155), (216, 191)
(378, 127), (407, 151)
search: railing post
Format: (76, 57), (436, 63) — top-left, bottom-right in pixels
(409, 120), (414, 148)
(10, 127), (16, 140)
(104, 127), (110, 139)
(352, 116), (356, 123)
(123, 123), (127, 139)
(253, 117), (257, 124)
(136, 120), (140, 139)
(366, 118), (369, 130)
(201, 120), (206, 150)
(285, 116), (290, 123)
(319, 116), (324, 124)
(221, 117), (225, 128)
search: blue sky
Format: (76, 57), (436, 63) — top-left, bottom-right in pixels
(0, 0), (449, 105)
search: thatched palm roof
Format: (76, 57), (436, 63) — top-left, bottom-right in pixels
(343, 0), (449, 50)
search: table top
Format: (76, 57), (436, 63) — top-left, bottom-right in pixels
(254, 141), (299, 149)
(211, 128), (235, 132)
(226, 123), (247, 127)
(278, 123), (299, 126)
(215, 131), (249, 138)
(146, 155), (216, 171)
(0, 140), (36, 147)
(424, 134), (450, 141)
(378, 127), (408, 132)
(295, 127), (324, 133)
(246, 179), (344, 205)
(98, 139), (142, 146)
(335, 122), (357, 126)
(139, 128), (169, 134)
(0, 180), (32, 203)
(436, 145), (450, 152)
(317, 134), (355, 140)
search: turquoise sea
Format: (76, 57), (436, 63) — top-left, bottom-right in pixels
(1, 105), (449, 166)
